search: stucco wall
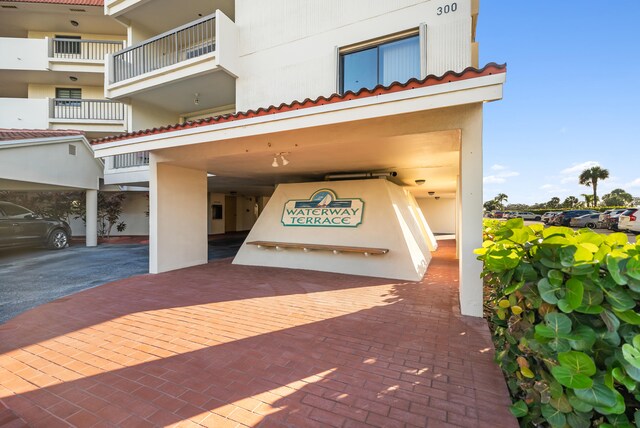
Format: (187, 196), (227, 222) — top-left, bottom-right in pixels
(417, 197), (456, 234)
(130, 98), (178, 132)
(235, 0), (472, 111)
(0, 37), (47, 70)
(28, 84), (106, 100)
(0, 98), (48, 129)
(209, 192), (225, 235)
(70, 191), (149, 237)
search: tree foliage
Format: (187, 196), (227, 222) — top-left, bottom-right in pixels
(603, 189), (634, 208)
(579, 167), (610, 208)
(477, 219), (640, 427)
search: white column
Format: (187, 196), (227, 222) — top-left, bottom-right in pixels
(85, 189), (98, 247)
(149, 154), (208, 274)
(459, 104), (484, 317)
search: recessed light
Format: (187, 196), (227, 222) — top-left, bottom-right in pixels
(415, 179), (426, 185)
(70, 20), (79, 27)
(69, 76), (78, 81)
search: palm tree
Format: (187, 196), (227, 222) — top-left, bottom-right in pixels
(494, 193), (508, 210)
(579, 166), (609, 207)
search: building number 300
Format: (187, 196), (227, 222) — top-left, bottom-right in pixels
(437, 3), (458, 15)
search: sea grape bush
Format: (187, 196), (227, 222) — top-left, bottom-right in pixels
(476, 218), (640, 427)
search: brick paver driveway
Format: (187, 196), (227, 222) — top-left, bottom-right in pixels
(0, 241), (517, 427)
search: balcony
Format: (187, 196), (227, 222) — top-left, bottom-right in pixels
(104, 151), (150, 186)
(105, 10), (238, 114)
(0, 37), (124, 77)
(112, 151), (149, 169)
(48, 38), (124, 72)
(0, 98), (127, 137)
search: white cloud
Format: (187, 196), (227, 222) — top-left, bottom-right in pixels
(625, 178), (640, 188)
(484, 176), (506, 184)
(483, 168), (519, 184)
(560, 161), (600, 175)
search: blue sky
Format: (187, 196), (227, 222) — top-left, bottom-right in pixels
(478, 1), (640, 205)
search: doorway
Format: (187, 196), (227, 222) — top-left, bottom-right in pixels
(224, 195), (237, 232)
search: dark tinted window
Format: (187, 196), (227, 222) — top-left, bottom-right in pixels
(0, 203), (31, 218)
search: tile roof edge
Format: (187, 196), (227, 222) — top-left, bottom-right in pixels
(92, 62), (506, 146)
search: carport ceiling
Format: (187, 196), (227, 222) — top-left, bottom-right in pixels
(156, 109), (462, 198)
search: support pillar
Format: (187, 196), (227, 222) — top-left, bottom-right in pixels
(149, 154), (208, 274)
(85, 189), (98, 247)
(459, 104), (484, 317)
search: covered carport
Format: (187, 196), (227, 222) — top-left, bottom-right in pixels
(92, 64), (506, 316)
(0, 129), (101, 246)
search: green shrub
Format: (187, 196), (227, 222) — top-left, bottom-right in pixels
(476, 218), (640, 427)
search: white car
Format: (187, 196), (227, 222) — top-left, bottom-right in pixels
(618, 208), (639, 232)
(512, 212), (542, 221)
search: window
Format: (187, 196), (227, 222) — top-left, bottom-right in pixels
(0, 203), (31, 219)
(55, 88), (82, 107)
(340, 34), (421, 93)
(54, 35), (81, 55)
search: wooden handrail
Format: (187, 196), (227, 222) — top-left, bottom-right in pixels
(247, 241), (389, 255)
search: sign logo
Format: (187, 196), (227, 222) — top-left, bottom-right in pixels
(282, 189), (364, 227)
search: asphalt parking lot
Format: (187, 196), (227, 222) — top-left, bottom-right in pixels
(0, 233), (248, 324)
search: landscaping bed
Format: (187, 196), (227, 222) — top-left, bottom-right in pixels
(476, 219), (640, 427)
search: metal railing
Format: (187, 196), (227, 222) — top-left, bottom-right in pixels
(112, 152), (150, 169)
(111, 14), (216, 83)
(49, 38), (124, 60)
(50, 99), (126, 121)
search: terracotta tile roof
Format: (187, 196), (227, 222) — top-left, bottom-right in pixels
(0, 129), (85, 142)
(92, 62), (506, 145)
(0, 0), (103, 5)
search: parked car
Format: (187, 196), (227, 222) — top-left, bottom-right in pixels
(569, 213), (601, 229)
(605, 208), (630, 230)
(542, 211), (561, 224)
(513, 212), (542, 221)
(555, 210), (598, 226)
(598, 210), (613, 228)
(492, 211), (505, 219)
(618, 208), (639, 232)
(503, 211), (517, 219)
(0, 201), (71, 250)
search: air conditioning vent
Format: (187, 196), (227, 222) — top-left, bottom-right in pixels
(1, 5), (18, 8)
(69, 8), (86, 12)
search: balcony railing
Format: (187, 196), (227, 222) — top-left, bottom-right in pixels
(113, 152), (150, 169)
(50, 99), (126, 121)
(49, 38), (124, 61)
(111, 14), (216, 83)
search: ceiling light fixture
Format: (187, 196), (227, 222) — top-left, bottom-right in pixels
(271, 152), (290, 167)
(428, 191), (435, 196)
(194, 93), (199, 105)
(69, 76), (78, 81)
(415, 179), (426, 185)
(70, 20), (79, 27)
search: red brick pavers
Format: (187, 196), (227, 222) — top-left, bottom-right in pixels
(0, 240), (517, 427)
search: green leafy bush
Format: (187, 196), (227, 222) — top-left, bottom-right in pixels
(476, 218), (640, 427)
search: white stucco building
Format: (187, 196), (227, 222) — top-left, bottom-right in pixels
(90, 0), (506, 317)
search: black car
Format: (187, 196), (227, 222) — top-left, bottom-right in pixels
(0, 201), (72, 250)
(556, 210), (598, 226)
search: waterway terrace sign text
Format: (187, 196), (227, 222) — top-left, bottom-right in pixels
(281, 189), (364, 227)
